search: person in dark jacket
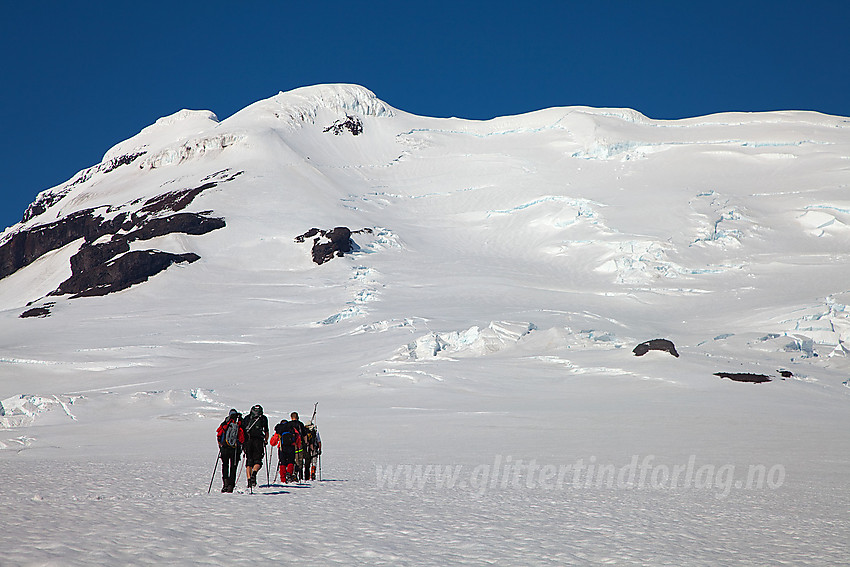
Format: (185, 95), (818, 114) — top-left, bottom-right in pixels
(303, 422), (321, 481)
(289, 412), (308, 481)
(242, 404), (269, 488)
(215, 409), (244, 492)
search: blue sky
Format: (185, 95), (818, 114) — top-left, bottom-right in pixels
(2, 1), (848, 231)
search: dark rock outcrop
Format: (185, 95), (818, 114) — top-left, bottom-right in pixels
(21, 189), (71, 223)
(53, 250), (200, 298)
(137, 184), (217, 216)
(323, 115), (363, 136)
(0, 208), (128, 280)
(295, 227), (372, 265)
(1, 171), (240, 305)
(312, 227), (352, 264)
(633, 339), (679, 357)
(126, 212), (225, 241)
(715, 372), (772, 384)
(20, 303), (54, 318)
(68, 239), (131, 275)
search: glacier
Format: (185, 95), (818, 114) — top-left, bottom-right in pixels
(0, 83), (848, 566)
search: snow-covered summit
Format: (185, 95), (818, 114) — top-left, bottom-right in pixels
(218, 83), (396, 132)
(156, 108), (220, 127)
(3, 83), (850, 326)
(102, 108), (220, 163)
(270, 83), (396, 119)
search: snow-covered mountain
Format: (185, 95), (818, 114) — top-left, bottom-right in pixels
(1, 84), (848, 566)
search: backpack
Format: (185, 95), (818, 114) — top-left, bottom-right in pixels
(244, 414), (266, 439)
(274, 421), (300, 448)
(221, 416), (241, 448)
(303, 425), (317, 450)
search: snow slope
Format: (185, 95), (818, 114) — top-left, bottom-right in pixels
(1, 84), (848, 565)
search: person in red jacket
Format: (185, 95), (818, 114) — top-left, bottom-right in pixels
(216, 409), (245, 492)
(270, 419), (301, 483)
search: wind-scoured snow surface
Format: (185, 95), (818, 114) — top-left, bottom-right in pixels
(1, 84), (849, 565)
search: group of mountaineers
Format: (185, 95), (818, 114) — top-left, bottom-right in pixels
(214, 404), (321, 493)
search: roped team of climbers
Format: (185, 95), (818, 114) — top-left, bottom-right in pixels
(214, 404), (321, 493)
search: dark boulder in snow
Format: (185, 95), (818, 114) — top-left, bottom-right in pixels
(296, 227), (373, 265)
(633, 338), (679, 357)
(715, 372), (772, 384)
(311, 227), (352, 264)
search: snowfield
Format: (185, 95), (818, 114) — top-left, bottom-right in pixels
(1, 84), (848, 565)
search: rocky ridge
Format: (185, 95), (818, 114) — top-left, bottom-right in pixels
(2, 170), (241, 315)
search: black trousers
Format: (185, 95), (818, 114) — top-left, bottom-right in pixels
(278, 445), (296, 466)
(221, 446), (240, 486)
(303, 454), (314, 479)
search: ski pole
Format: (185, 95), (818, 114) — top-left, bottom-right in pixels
(208, 449), (221, 494)
(265, 444), (271, 487)
(236, 448), (245, 488)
